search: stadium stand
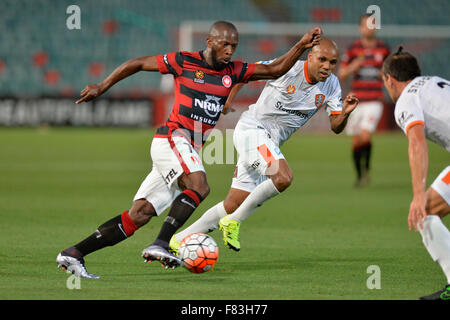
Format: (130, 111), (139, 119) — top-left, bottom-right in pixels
(0, 0), (448, 97)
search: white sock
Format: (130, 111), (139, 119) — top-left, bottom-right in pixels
(174, 201), (227, 243)
(419, 215), (450, 284)
(227, 179), (280, 222)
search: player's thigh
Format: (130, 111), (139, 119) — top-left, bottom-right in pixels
(133, 165), (181, 216)
(358, 101), (383, 133)
(151, 136), (206, 192)
(234, 128), (285, 177)
(346, 101), (382, 136)
(178, 170), (210, 199)
(428, 166), (450, 218)
(345, 105), (363, 136)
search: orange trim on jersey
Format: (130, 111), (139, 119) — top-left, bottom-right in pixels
(330, 111), (342, 115)
(257, 144), (275, 166)
(405, 120), (425, 136)
(304, 61), (314, 84)
(442, 171), (450, 185)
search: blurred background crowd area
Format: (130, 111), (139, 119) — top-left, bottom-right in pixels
(1, 0), (449, 129)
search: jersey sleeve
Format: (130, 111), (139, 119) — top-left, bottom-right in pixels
(156, 52), (183, 76)
(233, 61), (256, 84)
(394, 93), (425, 136)
(325, 78), (343, 115)
(255, 59), (276, 65)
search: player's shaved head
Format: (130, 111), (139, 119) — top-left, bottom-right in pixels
(311, 38), (339, 56)
(307, 37), (339, 83)
(208, 21), (238, 38)
(204, 21), (239, 70)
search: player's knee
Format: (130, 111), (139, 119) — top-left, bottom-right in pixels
(180, 172), (210, 199)
(272, 171), (293, 192)
(193, 184), (210, 200)
(223, 198), (240, 214)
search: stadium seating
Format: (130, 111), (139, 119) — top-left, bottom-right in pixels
(0, 0), (448, 96)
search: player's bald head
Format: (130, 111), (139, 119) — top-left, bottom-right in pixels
(204, 21), (239, 70)
(208, 21), (238, 40)
(311, 38), (339, 56)
(307, 37), (339, 82)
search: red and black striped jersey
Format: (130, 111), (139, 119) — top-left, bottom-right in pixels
(341, 39), (390, 102)
(154, 51), (256, 150)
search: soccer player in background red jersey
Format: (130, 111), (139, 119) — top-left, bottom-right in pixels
(56, 21), (322, 277)
(338, 14), (390, 188)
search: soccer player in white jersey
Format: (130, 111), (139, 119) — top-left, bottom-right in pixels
(170, 38), (359, 252)
(382, 46), (450, 300)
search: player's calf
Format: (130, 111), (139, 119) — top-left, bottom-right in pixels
(129, 199), (157, 227)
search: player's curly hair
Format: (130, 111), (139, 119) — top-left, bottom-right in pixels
(382, 45), (421, 81)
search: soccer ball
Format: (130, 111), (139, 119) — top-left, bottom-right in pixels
(179, 233), (219, 273)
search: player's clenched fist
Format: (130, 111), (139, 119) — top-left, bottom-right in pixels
(299, 27), (322, 49)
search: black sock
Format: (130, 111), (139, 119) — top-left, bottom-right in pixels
(153, 190), (203, 249)
(362, 143), (372, 173)
(352, 148), (362, 180)
(71, 213), (133, 257)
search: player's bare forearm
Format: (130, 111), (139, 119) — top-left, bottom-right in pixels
(408, 125), (428, 198)
(250, 27), (322, 81)
(407, 124), (428, 230)
(329, 113), (350, 134)
(222, 83), (245, 115)
(76, 56), (158, 104)
(100, 56), (158, 93)
(337, 57), (364, 82)
(329, 94), (359, 133)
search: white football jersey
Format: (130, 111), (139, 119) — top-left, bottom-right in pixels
(394, 76), (450, 152)
(240, 60), (343, 145)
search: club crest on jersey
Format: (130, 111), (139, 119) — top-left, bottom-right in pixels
(194, 70), (205, 84)
(286, 85), (296, 94)
(222, 75), (232, 88)
(315, 94), (326, 108)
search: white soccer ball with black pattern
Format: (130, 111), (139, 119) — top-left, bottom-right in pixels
(179, 233), (219, 273)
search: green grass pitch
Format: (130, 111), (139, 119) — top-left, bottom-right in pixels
(0, 127), (448, 300)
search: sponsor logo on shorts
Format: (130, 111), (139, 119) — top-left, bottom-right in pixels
(164, 168), (178, 184)
(251, 159), (261, 169)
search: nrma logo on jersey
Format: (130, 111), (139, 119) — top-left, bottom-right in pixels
(194, 95), (225, 118)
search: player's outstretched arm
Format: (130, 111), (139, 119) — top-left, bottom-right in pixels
(250, 27), (322, 81)
(328, 94), (359, 133)
(406, 124), (429, 231)
(76, 56), (159, 104)
(337, 55), (365, 82)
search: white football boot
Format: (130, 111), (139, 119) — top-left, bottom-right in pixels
(56, 253), (100, 279)
(142, 245), (182, 269)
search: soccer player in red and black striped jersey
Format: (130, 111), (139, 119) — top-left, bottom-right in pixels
(56, 21), (322, 276)
(338, 14), (390, 187)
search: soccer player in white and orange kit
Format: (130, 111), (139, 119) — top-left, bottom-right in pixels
(171, 38), (359, 252)
(382, 47), (450, 300)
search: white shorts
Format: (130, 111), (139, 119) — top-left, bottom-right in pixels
(231, 118), (284, 193)
(431, 166), (450, 205)
(133, 136), (205, 215)
(345, 101), (383, 136)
